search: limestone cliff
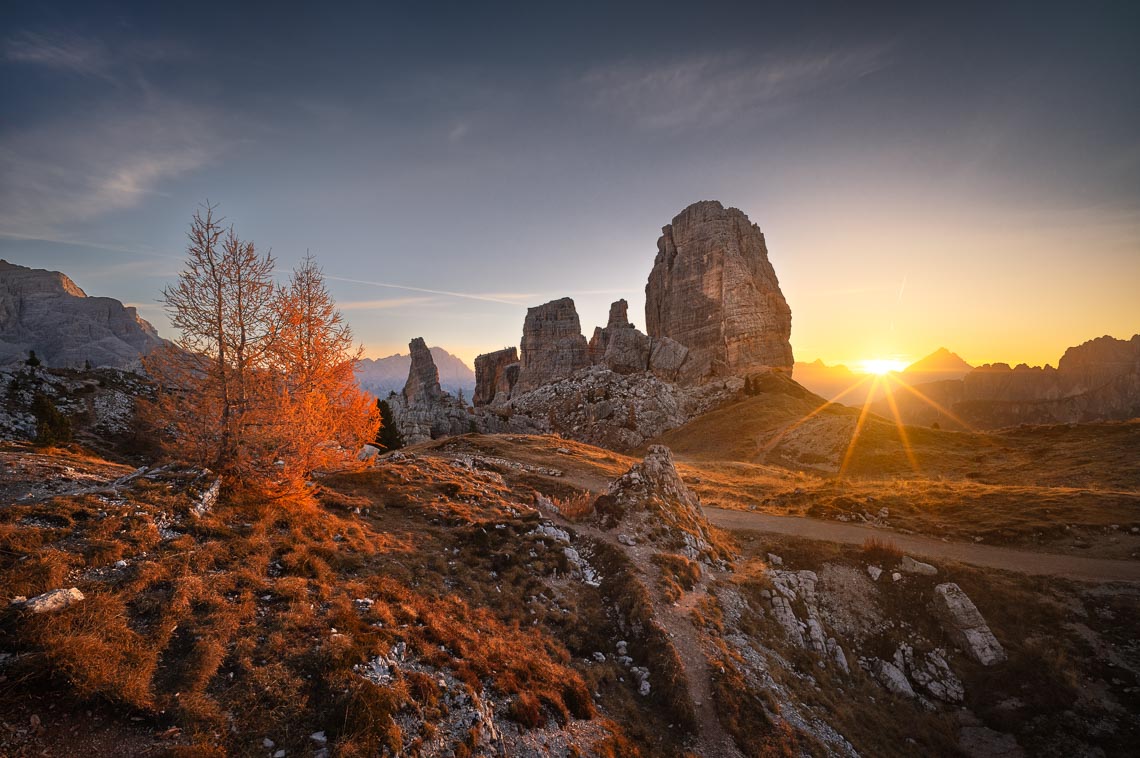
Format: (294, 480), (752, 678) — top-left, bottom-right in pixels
(0, 259), (166, 369)
(645, 201), (793, 381)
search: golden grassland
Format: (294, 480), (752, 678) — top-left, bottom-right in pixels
(0, 448), (668, 756)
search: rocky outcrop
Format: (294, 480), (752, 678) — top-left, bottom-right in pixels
(403, 338), (444, 405)
(645, 201), (793, 383)
(876, 334), (1140, 429)
(514, 298), (591, 395)
(474, 364), (742, 451)
(388, 338), (472, 444)
(356, 346), (474, 399)
(588, 300), (652, 375)
(930, 583), (1006, 666)
(0, 259), (167, 369)
(473, 347), (519, 407)
(593, 445), (726, 565)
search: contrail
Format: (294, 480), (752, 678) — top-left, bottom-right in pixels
(327, 275), (532, 306)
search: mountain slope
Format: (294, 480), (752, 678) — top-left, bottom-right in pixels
(0, 260), (166, 369)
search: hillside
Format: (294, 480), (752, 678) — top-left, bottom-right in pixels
(0, 260), (166, 369)
(3, 432), (1138, 757)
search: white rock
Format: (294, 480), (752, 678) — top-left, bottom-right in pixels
(867, 565), (882, 581)
(900, 556), (938, 576)
(310, 731), (327, 744)
(24, 587), (84, 613)
(931, 583), (1007, 666)
(356, 444), (381, 462)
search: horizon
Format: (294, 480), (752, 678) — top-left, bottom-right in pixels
(2, 2), (1138, 371)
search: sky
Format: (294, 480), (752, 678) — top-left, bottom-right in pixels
(2, 1), (1138, 370)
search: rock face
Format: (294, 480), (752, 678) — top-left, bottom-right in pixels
(473, 347), (519, 407)
(403, 338), (443, 405)
(514, 298), (591, 395)
(930, 583), (1006, 666)
(876, 335), (1140, 429)
(0, 259), (166, 369)
(589, 300), (651, 375)
(645, 201), (793, 383)
(387, 338), (472, 444)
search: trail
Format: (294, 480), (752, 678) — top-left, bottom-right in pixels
(704, 507), (1140, 583)
(545, 513), (743, 757)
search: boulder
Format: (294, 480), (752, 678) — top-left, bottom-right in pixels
(645, 201), (793, 383)
(514, 298), (590, 394)
(900, 556), (938, 576)
(24, 587), (85, 613)
(931, 583), (1007, 665)
(473, 347), (519, 406)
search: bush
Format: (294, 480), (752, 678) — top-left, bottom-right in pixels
(32, 393), (72, 445)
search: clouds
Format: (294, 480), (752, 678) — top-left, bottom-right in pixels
(1, 28), (221, 239)
(0, 99), (220, 237)
(4, 30), (112, 78)
(580, 46), (888, 131)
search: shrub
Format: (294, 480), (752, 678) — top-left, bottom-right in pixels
(32, 393), (72, 445)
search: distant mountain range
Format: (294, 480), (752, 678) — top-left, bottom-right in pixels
(793, 347), (974, 405)
(872, 335), (1140, 429)
(355, 347), (476, 400)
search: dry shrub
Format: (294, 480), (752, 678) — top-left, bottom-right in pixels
(555, 491), (597, 521)
(861, 536), (903, 564)
(29, 592), (157, 710)
(4, 547), (79, 597)
(508, 691), (545, 728)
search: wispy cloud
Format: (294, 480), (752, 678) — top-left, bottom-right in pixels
(338, 296), (439, 311)
(581, 46), (888, 131)
(0, 99), (221, 236)
(327, 275), (536, 306)
(4, 30), (111, 78)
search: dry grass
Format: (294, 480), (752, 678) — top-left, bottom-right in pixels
(0, 448), (643, 755)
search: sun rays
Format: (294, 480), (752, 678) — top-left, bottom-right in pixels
(761, 367), (987, 479)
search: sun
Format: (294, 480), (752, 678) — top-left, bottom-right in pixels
(859, 358), (908, 375)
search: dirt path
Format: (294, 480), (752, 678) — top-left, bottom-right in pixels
(541, 509), (742, 756)
(647, 564), (743, 758)
(705, 507), (1140, 583)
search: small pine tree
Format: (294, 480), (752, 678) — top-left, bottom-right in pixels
(375, 399), (404, 450)
(83, 359), (92, 371)
(743, 376), (753, 395)
(26, 350), (41, 367)
(32, 393), (71, 445)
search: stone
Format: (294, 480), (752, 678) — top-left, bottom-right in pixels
(867, 565), (882, 581)
(514, 298), (591, 394)
(356, 444), (380, 462)
(473, 347), (519, 406)
(645, 201), (793, 383)
(0, 260), (167, 369)
(869, 658), (915, 698)
(403, 337), (443, 405)
(931, 583), (1007, 665)
(24, 587), (84, 613)
(900, 556), (938, 576)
